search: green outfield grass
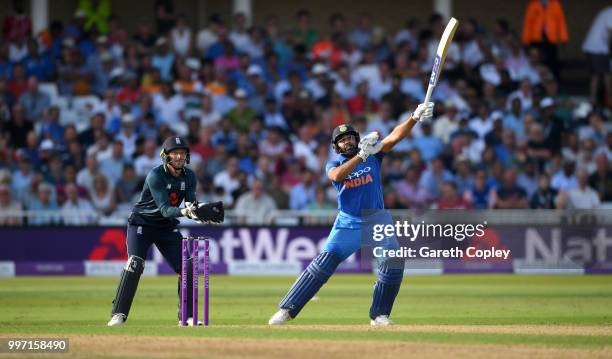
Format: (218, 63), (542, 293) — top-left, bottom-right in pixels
(1, 274), (611, 353)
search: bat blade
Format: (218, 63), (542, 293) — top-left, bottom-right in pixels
(424, 17), (459, 104)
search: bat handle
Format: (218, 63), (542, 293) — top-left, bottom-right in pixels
(423, 85), (434, 106)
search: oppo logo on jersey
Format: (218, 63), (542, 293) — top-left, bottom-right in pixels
(347, 167), (371, 180)
(344, 166), (373, 188)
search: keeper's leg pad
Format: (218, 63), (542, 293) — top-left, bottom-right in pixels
(279, 251), (341, 318)
(176, 256), (194, 320)
(369, 258), (404, 320)
(111, 255), (145, 320)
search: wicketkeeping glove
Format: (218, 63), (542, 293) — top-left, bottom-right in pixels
(185, 201), (224, 224)
(357, 132), (383, 162)
(413, 102), (435, 121)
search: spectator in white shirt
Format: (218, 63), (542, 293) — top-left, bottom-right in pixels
(505, 34), (529, 82)
(506, 79), (533, 112)
(551, 161), (578, 192)
(153, 82), (185, 132)
(100, 141), (127, 185)
(234, 179), (277, 224)
(333, 65), (356, 100)
(86, 132), (113, 162)
(259, 126), (290, 159)
(460, 19), (485, 69)
(263, 97), (288, 130)
(94, 90), (122, 131)
(368, 62), (392, 101)
(582, 6), (612, 104)
(196, 15), (222, 55)
(433, 101), (460, 144)
(305, 63), (328, 100)
(366, 101), (394, 137)
(116, 114), (138, 159)
(170, 15), (193, 57)
(229, 12), (251, 54)
(90, 174), (116, 216)
(290, 170), (317, 210)
(11, 155), (33, 195)
(213, 156), (241, 199)
(198, 93), (222, 127)
(469, 103), (493, 142)
(61, 183), (97, 225)
(134, 139), (160, 178)
(352, 50), (380, 85)
(292, 125), (318, 172)
(567, 170), (601, 209)
(77, 155), (111, 195)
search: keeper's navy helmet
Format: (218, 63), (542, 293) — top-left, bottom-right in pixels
(160, 136), (190, 164)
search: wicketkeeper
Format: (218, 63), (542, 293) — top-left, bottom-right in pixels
(269, 101), (434, 326)
(107, 136), (224, 326)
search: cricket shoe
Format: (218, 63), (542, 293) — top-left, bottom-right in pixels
(107, 314), (126, 327)
(268, 309), (291, 325)
(178, 317), (203, 326)
(370, 315), (393, 326)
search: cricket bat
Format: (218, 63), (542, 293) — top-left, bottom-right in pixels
(423, 17), (459, 105)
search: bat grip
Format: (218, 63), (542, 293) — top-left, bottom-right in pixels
(423, 85), (434, 105)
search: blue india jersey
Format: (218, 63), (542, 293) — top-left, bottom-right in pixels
(325, 153), (385, 218)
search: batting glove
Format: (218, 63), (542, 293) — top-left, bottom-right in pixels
(357, 132), (383, 162)
(413, 102), (435, 121)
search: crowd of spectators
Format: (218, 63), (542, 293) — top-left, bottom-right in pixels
(0, 3), (610, 226)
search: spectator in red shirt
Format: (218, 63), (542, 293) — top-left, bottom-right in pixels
(191, 127), (215, 162)
(436, 181), (473, 209)
(7, 63), (28, 98)
(116, 74), (141, 104)
(2, 1), (31, 41)
(346, 80), (378, 116)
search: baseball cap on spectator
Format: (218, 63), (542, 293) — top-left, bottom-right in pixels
(122, 114), (135, 125)
(40, 139), (55, 151)
(372, 26), (385, 41)
(454, 154), (471, 166)
(490, 110), (503, 121)
(110, 67), (124, 79)
(100, 51), (113, 62)
(186, 58), (201, 70)
(540, 97), (554, 108)
(155, 37), (167, 47)
(123, 70), (137, 80)
(298, 89), (311, 99)
(312, 63), (328, 76)
(247, 65), (263, 77)
(97, 36), (109, 45)
(63, 38), (76, 47)
(234, 88), (247, 99)
(573, 101), (592, 120)
(444, 100), (457, 111)
(38, 183), (54, 194)
(74, 9), (86, 18)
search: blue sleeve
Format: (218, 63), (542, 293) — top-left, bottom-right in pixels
(325, 159), (341, 175)
(147, 172), (182, 218)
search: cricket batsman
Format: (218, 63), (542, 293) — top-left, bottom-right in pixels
(107, 136), (224, 326)
(268, 101), (434, 326)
